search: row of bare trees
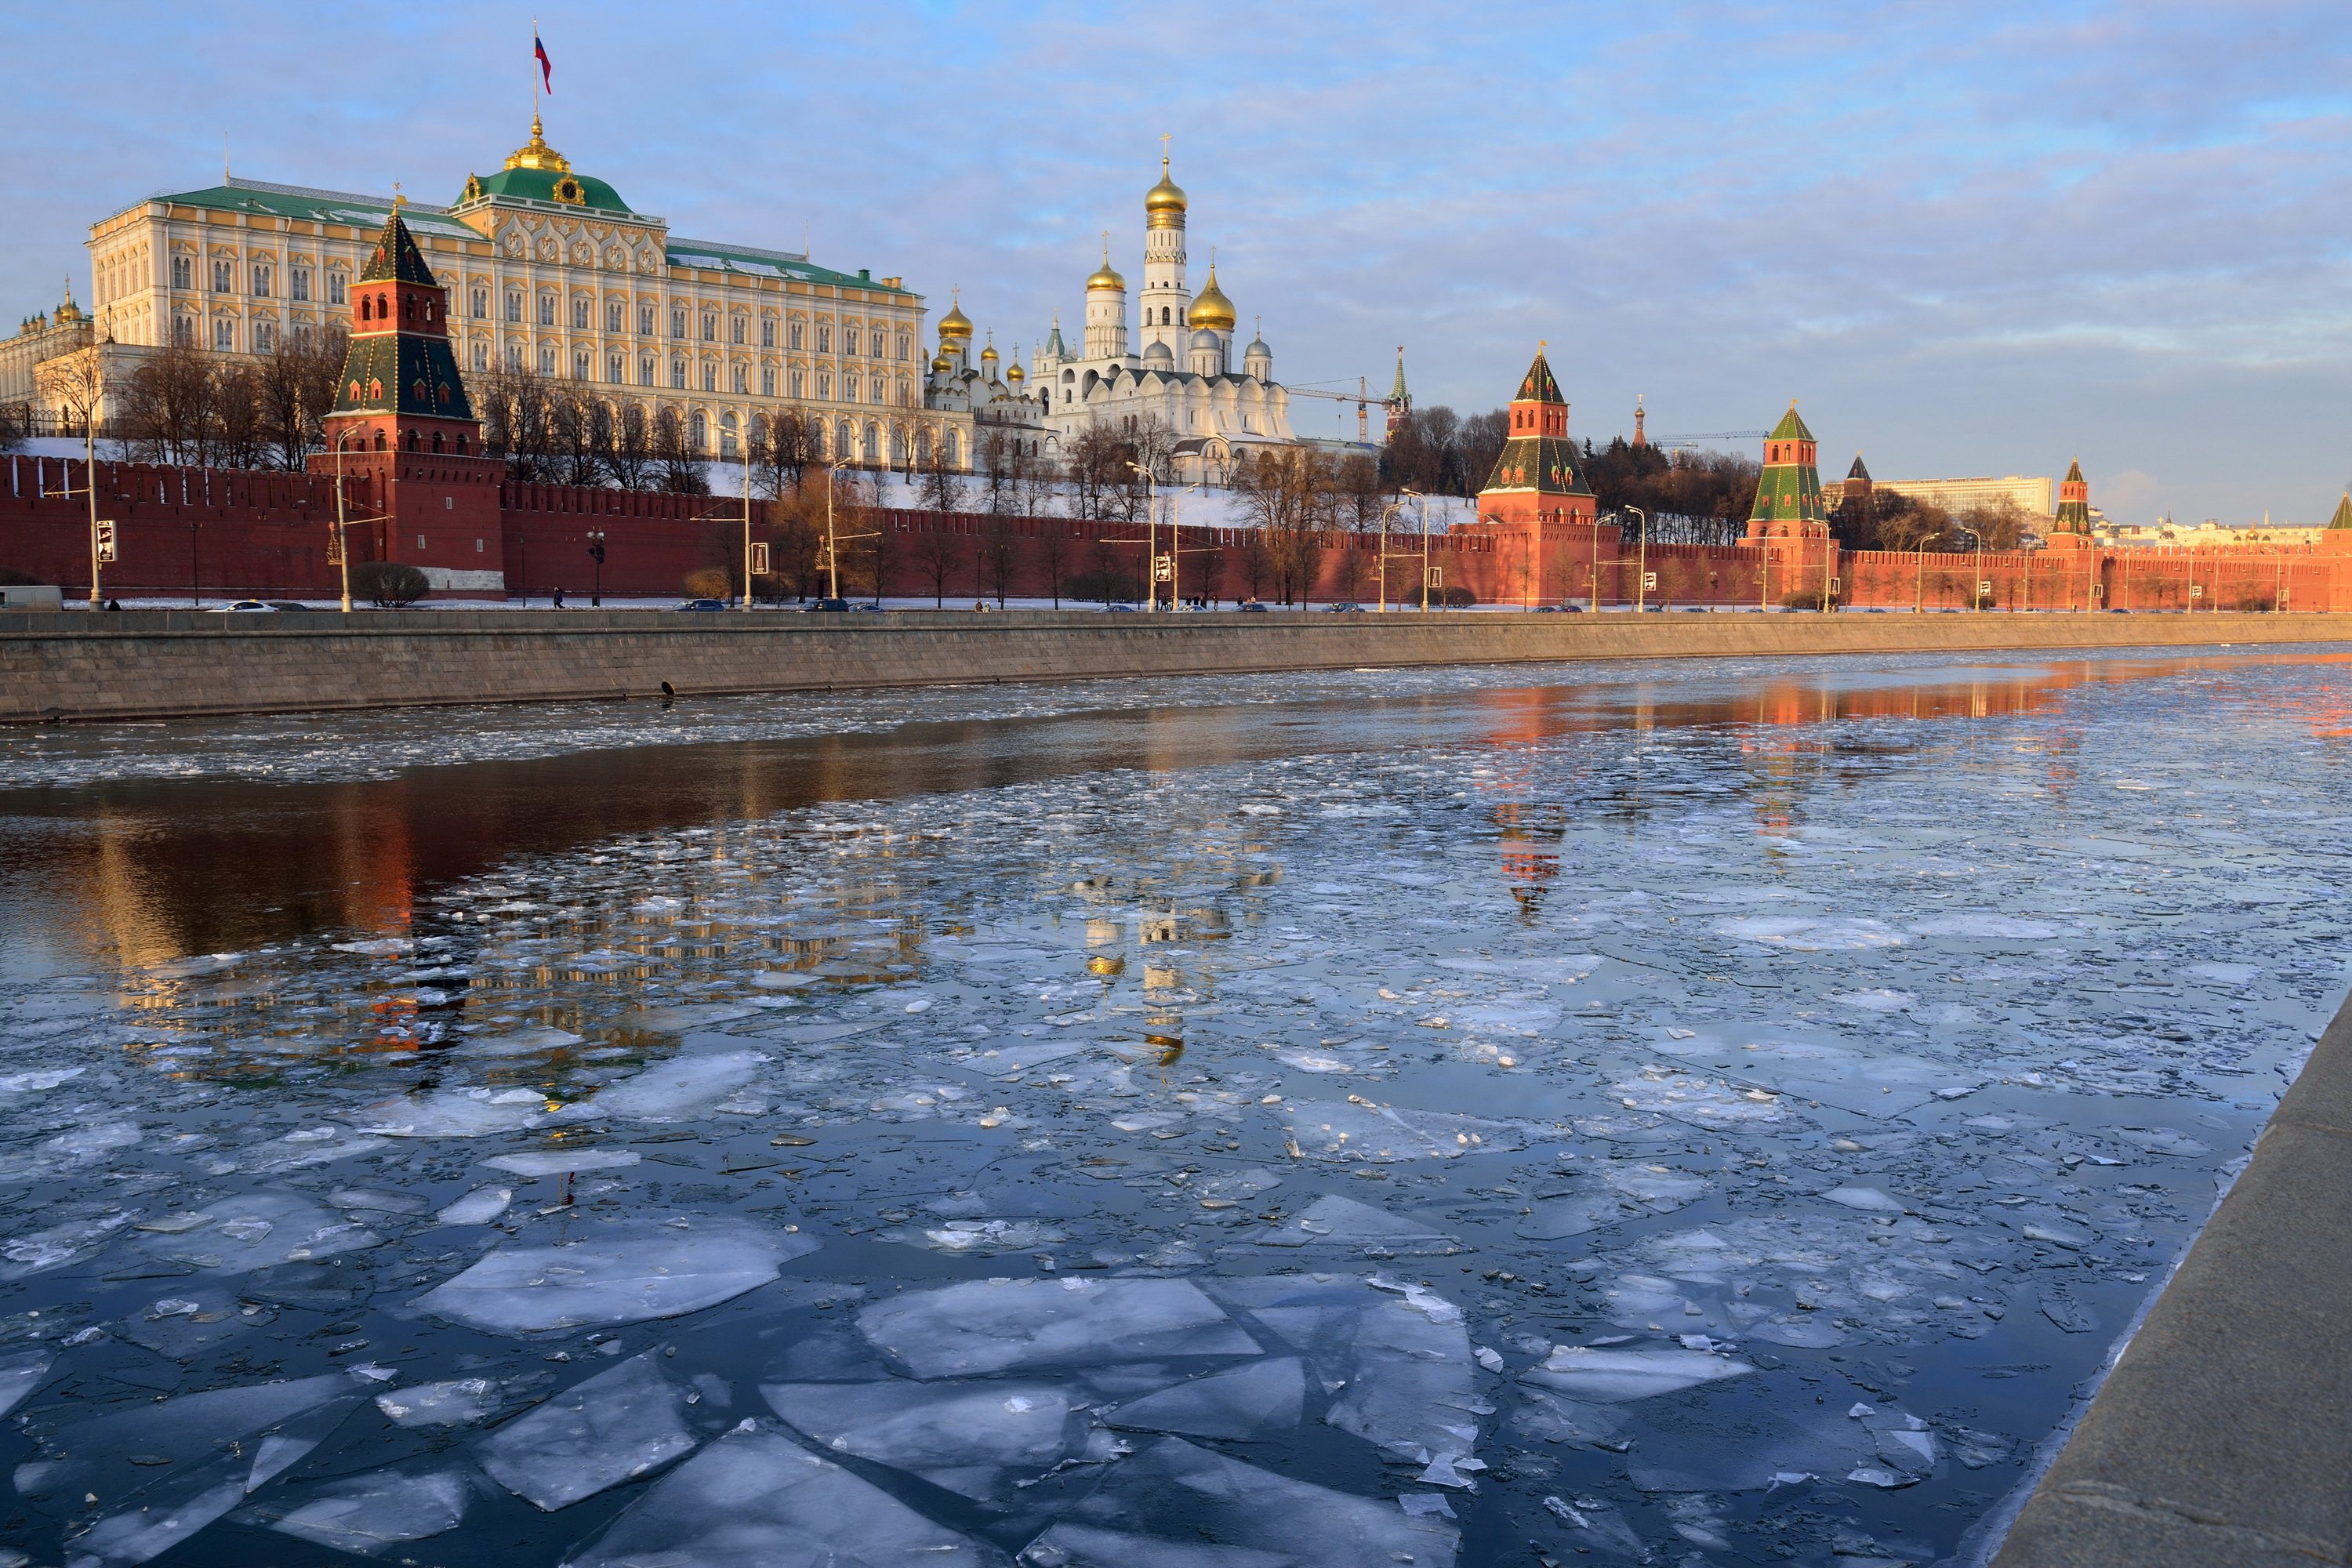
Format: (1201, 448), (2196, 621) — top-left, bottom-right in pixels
(111, 332), (348, 470)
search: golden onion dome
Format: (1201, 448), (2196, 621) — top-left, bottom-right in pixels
(1187, 265), (1236, 331)
(1006, 360), (1025, 383)
(931, 352), (953, 372)
(1086, 244), (1126, 292)
(1145, 157), (1188, 229)
(936, 293), (974, 341)
(980, 338), (998, 362)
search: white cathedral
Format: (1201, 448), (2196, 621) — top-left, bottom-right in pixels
(925, 155), (1297, 482)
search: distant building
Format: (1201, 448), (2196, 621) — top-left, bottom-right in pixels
(1828, 472), (2053, 517)
(0, 283), (92, 416)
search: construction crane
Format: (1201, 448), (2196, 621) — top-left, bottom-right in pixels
(1648, 430), (1768, 452)
(1286, 376), (1402, 444)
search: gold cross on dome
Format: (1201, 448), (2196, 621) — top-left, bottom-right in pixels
(392, 181), (406, 211)
(1160, 131), (1171, 162)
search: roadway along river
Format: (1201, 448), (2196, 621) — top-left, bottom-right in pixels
(0, 646), (2345, 1566)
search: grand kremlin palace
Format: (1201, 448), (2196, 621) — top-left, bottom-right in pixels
(59, 116), (964, 469)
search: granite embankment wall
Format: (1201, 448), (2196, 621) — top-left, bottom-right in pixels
(1992, 984), (2352, 1567)
(6, 608), (2351, 723)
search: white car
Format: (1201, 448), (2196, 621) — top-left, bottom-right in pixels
(211, 600), (278, 613)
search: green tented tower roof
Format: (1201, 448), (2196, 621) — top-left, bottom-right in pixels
(1515, 350), (1563, 405)
(1767, 402), (1816, 442)
(2329, 492), (2352, 531)
(359, 209), (439, 285)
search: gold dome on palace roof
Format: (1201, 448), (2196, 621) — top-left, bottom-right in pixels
(980, 336), (998, 361)
(937, 291), (974, 340)
(1145, 156), (1188, 229)
(1086, 243), (1126, 292)
(1006, 360), (1025, 383)
(1187, 264), (1236, 331)
(503, 112), (573, 173)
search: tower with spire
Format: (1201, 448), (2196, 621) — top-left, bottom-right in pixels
(1632, 395), (1646, 449)
(1138, 147), (1192, 356)
(1385, 347), (1411, 439)
(1743, 402), (1828, 542)
(1476, 345), (1595, 524)
(2053, 458), (2091, 533)
(325, 207), (479, 457)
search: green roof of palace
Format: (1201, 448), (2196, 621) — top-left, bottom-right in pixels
(1767, 404), (1815, 442)
(457, 164), (632, 213)
(129, 178), (914, 299)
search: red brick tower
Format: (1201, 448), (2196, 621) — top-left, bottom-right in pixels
(310, 205), (506, 596)
(1477, 346), (1595, 527)
(1743, 402), (1828, 543)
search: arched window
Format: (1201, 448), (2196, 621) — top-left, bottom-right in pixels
(817, 324), (832, 354)
(891, 428), (909, 465)
(838, 419), (854, 458)
(871, 330), (885, 357)
(572, 297), (590, 329)
(540, 345), (557, 374)
(790, 320), (804, 349)
(539, 295), (556, 327)
(720, 412), (739, 459)
(790, 368), (805, 398)
(862, 423), (880, 463)
(575, 350), (590, 379)
(607, 300), (623, 332)
(761, 319), (775, 348)
(702, 311), (717, 341)
(691, 410), (709, 449)
(506, 290), (522, 322)
(733, 364), (748, 394)
(731, 315), (746, 345)
(944, 430), (960, 466)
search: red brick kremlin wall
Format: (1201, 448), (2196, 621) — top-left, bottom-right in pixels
(5, 453), (2348, 612)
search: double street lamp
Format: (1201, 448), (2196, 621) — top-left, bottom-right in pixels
(586, 531), (606, 607)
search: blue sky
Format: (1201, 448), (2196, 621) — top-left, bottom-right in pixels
(6, 1), (2348, 523)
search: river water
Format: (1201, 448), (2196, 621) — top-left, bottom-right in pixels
(0, 647), (2346, 1567)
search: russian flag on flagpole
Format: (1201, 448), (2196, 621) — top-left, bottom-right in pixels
(535, 32), (553, 93)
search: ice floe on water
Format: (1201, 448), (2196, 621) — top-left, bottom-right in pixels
(0, 650), (2346, 1564)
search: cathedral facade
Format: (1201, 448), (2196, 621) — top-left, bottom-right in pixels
(942, 157), (1297, 482)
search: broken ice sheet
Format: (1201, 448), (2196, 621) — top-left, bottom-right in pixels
(763, 1379), (1086, 1499)
(1523, 1345), (1755, 1403)
(477, 1353), (696, 1511)
(575, 1047), (767, 1121)
(562, 1421), (1006, 1567)
(375, 1377), (499, 1428)
(1649, 1034), (1984, 1117)
(1104, 1356), (1306, 1442)
(416, 1223), (809, 1334)
(1025, 1436), (1456, 1568)
(0, 1348), (53, 1418)
(1256, 1192), (1458, 1255)
(1283, 1099), (1533, 1161)
(252, 1466), (473, 1555)
(858, 1276), (1258, 1379)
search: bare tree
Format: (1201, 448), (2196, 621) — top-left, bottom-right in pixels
(118, 343), (220, 467)
(917, 437), (967, 514)
(608, 403), (654, 490)
(1234, 448), (1333, 606)
(256, 326), (347, 470)
(652, 407), (707, 494)
(1038, 524), (1072, 608)
(212, 363), (267, 470)
(1064, 423), (1131, 521)
(913, 528), (962, 607)
(982, 514), (1017, 607)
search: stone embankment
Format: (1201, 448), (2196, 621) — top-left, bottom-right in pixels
(1993, 985), (2352, 1567)
(4, 608), (2350, 723)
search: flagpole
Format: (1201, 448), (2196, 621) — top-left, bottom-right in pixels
(532, 17), (539, 122)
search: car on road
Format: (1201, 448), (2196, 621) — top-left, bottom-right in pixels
(1326, 602), (1365, 613)
(677, 598), (728, 612)
(1103, 604), (1138, 612)
(804, 598), (851, 612)
(1239, 601), (1270, 613)
(211, 600), (277, 613)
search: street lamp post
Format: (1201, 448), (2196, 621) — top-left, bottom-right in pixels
(1624, 505), (1650, 613)
(1375, 499), (1404, 612)
(1957, 525), (1985, 611)
(1403, 488), (1431, 611)
(333, 434), (354, 614)
(586, 530), (606, 607)
(825, 465), (848, 601)
(1127, 461), (1160, 611)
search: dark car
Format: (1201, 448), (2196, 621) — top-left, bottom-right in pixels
(804, 598), (852, 613)
(1326, 602), (1364, 613)
(1103, 604), (1138, 613)
(1239, 601), (1270, 613)
(677, 598), (728, 612)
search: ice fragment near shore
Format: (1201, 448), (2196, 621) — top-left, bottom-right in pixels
(435, 1187), (512, 1226)
(416, 1223), (805, 1334)
(1105, 1357), (1306, 1441)
(1023, 1436), (1456, 1567)
(358, 1087), (550, 1138)
(477, 1353), (695, 1510)
(0, 1348), (52, 1419)
(1523, 1345), (1755, 1403)
(561, 1422), (1007, 1567)
(764, 1380), (1084, 1498)
(857, 1276), (1257, 1379)
(260, 1468), (471, 1555)
(374, 1378), (499, 1428)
